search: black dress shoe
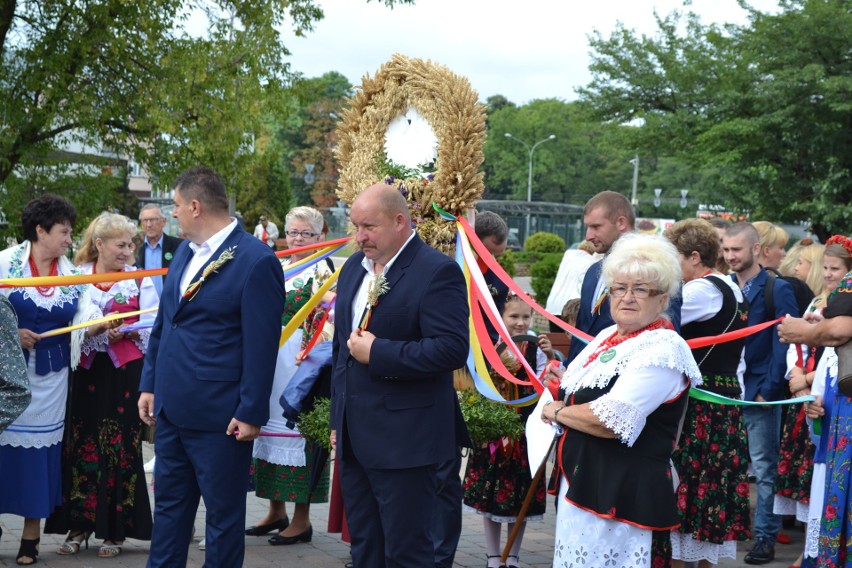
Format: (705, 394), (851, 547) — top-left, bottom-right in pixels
(268, 525), (313, 545)
(744, 537), (775, 564)
(245, 516), (289, 536)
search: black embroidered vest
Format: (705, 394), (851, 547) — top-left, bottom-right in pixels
(681, 275), (749, 396)
(559, 374), (688, 530)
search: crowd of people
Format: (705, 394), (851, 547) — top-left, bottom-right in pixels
(2, 170), (852, 568)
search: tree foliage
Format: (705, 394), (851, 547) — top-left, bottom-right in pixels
(579, 0), (852, 239)
(0, 1), (407, 237)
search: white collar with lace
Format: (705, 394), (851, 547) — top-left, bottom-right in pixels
(561, 326), (702, 395)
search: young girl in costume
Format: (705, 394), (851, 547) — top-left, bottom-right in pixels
(462, 294), (554, 568)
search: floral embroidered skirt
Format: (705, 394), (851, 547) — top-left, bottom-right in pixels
(253, 445), (330, 504)
(462, 434), (545, 522)
(818, 393), (852, 566)
(671, 394), (751, 550)
(775, 402), (814, 508)
(44, 354), (152, 541)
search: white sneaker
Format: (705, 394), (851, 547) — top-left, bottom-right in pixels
(198, 538), (205, 551)
(143, 456), (156, 473)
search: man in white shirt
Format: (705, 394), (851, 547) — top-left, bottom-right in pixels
(254, 215), (279, 248)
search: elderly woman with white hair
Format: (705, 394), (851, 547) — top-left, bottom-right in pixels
(541, 233), (702, 567)
(246, 206), (335, 546)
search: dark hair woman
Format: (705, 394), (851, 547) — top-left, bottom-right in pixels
(0, 195), (106, 565)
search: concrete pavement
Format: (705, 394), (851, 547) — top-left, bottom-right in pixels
(0, 441), (805, 567)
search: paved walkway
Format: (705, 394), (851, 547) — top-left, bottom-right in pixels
(0, 270), (807, 567)
(0, 442), (805, 567)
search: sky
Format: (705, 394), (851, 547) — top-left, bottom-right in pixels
(279, 0), (781, 105)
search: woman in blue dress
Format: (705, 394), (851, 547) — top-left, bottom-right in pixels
(0, 195), (104, 565)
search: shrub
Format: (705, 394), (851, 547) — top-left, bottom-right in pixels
(497, 249), (516, 278)
(525, 232), (566, 254)
(530, 252), (564, 301)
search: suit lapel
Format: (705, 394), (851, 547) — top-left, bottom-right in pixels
(174, 226), (244, 316)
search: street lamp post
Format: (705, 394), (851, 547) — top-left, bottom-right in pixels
(505, 133), (556, 243)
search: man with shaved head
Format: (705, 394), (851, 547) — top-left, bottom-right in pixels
(722, 221), (799, 565)
(331, 183), (470, 567)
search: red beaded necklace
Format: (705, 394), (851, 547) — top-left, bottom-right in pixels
(28, 256), (58, 297)
(584, 318), (667, 367)
(91, 260), (121, 292)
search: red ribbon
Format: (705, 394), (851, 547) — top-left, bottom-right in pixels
(457, 216), (593, 342)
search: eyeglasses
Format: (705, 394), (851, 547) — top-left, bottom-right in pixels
(286, 230), (318, 239)
(140, 217), (164, 224)
(608, 285), (663, 299)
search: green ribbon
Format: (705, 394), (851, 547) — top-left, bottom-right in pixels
(689, 388), (821, 434)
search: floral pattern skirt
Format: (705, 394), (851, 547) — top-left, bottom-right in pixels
(818, 393), (852, 566)
(671, 394), (751, 545)
(254, 444), (330, 504)
(776, 402), (814, 504)
(463, 434), (545, 522)
(44, 354), (152, 541)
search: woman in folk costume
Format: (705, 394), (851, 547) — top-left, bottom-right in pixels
(0, 195), (106, 565)
(798, 236), (852, 567)
(664, 219), (751, 567)
(45, 212), (155, 557)
(246, 206), (334, 546)
(541, 234), (702, 568)
(463, 293), (554, 568)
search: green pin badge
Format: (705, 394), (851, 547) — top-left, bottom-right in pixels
(600, 349), (616, 362)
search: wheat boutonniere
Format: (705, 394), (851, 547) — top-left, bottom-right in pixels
(183, 246), (237, 301)
(358, 273), (390, 330)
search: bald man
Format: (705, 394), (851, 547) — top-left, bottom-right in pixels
(330, 184), (470, 567)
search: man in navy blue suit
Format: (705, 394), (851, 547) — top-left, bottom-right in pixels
(331, 183), (470, 567)
(564, 191), (636, 364)
(138, 166), (285, 567)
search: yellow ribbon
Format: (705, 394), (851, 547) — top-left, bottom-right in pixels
(279, 267), (341, 349)
(39, 308), (158, 338)
(283, 245), (339, 274)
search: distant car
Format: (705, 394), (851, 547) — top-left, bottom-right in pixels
(506, 232), (522, 252)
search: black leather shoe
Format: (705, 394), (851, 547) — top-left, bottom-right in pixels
(744, 537), (775, 564)
(245, 516), (289, 536)
(268, 525), (313, 545)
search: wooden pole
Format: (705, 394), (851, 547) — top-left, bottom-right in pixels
(501, 435), (558, 563)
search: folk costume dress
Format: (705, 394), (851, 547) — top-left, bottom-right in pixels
(44, 263), (154, 541)
(0, 241), (99, 518)
(462, 341), (547, 522)
(671, 275), (752, 563)
(252, 259), (332, 504)
(774, 298), (821, 523)
(817, 271), (852, 567)
(803, 345), (836, 562)
(552, 322), (701, 568)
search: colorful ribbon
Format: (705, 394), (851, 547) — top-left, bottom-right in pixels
(275, 237), (351, 260)
(689, 387), (815, 406)
(279, 267), (341, 349)
(0, 267), (167, 288)
(39, 307), (158, 338)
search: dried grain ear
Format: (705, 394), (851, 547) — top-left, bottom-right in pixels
(335, 54), (486, 255)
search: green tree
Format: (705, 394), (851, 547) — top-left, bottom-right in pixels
(579, 1), (852, 239)
(0, 1), (408, 231)
(280, 72), (353, 207)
